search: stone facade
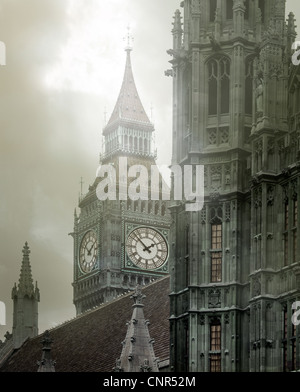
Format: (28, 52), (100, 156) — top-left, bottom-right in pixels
(169, 0), (300, 372)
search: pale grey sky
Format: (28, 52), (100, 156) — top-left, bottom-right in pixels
(0, 0), (299, 341)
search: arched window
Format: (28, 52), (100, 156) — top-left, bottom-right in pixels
(208, 57), (230, 116)
(259, 0), (265, 23)
(210, 0), (217, 22)
(244, 0), (249, 20)
(245, 58), (254, 115)
(226, 0), (233, 20)
(210, 319), (221, 372)
(211, 215), (223, 283)
(124, 134), (128, 149)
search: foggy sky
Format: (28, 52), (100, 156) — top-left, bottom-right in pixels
(0, 0), (299, 341)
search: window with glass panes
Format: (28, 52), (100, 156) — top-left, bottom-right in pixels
(293, 199), (298, 263)
(210, 323), (221, 372)
(283, 308), (288, 372)
(211, 223), (222, 282)
(284, 203), (289, 266)
(208, 57), (230, 116)
(292, 318), (297, 371)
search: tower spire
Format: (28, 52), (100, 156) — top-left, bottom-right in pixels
(104, 39), (152, 129)
(16, 242), (35, 297)
(11, 243), (40, 349)
(114, 285), (159, 372)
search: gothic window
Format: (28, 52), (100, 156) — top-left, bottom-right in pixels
(210, 321), (221, 372)
(141, 201), (146, 212)
(245, 59), (254, 115)
(134, 137), (138, 152)
(293, 199), (298, 263)
(161, 203), (166, 216)
(226, 0), (233, 20)
(292, 316), (297, 371)
(244, 0), (249, 20)
(283, 307), (288, 372)
(208, 57), (230, 116)
(186, 224), (190, 256)
(184, 319), (189, 372)
(211, 220), (222, 283)
(210, 0), (217, 22)
(259, 0), (265, 23)
(284, 202), (289, 266)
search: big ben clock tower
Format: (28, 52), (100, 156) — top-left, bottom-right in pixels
(71, 41), (171, 315)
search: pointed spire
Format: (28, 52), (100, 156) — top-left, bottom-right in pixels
(172, 9), (183, 34)
(114, 285), (159, 372)
(11, 243), (40, 349)
(287, 12), (297, 39)
(105, 46), (152, 129)
(37, 331), (56, 372)
(16, 242), (35, 297)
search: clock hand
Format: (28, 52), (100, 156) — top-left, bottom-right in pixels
(143, 243), (156, 252)
(87, 242), (96, 255)
(133, 234), (151, 254)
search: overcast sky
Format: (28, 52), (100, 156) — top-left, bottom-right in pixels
(0, 0), (300, 341)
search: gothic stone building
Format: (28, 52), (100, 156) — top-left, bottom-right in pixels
(168, 0), (300, 372)
(1, 0), (300, 374)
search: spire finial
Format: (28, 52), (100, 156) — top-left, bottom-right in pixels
(124, 24), (134, 52)
(22, 242), (30, 257)
(130, 285), (145, 305)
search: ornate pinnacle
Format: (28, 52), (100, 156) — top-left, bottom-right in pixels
(130, 285), (146, 305)
(172, 9), (183, 33)
(22, 242), (30, 258)
(287, 12), (297, 38)
(37, 330), (56, 372)
(12, 242), (39, 300)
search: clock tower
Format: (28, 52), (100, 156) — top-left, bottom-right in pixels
(72, 43), (171, 315)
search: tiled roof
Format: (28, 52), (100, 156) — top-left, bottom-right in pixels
(106, 49), (151, 128)
(0, 276), (170, 372)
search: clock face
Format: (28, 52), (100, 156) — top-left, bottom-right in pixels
(126, 227), (168, 270)
(79, 231), (98, 273)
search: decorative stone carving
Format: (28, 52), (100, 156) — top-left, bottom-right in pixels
(208, 289), (221, 308)
(267, 186), (275, 206)
(225, 202), (231, 222)
(252, 278), (261, 297)
(199, 315), (205, 326)
(225, 314), (230, 325)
